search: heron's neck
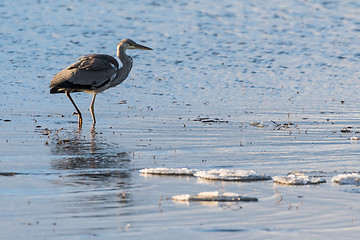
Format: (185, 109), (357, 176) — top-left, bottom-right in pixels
(117, 46), (133, 67)
(114, 46), (133, 85)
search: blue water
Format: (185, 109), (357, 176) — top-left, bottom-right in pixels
(1, 0), (360, 239)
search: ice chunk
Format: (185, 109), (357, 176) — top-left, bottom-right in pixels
(273, 173), (326, 185)
(331, 173), (360, 185)
(194, 169), (271, 181)
(197, 191), (219, 196)
(172, 194), (191, 201)
(172, 191), (258, 202)
(139, 168), (197, 176)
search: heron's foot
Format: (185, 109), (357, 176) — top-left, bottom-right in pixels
(91, 124), (96, 135)
(72, 112), (83, 126)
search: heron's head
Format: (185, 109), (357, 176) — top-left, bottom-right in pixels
(118, 39), (152, 50)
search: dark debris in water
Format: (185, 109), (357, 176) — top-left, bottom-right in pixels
(47, 113), (65, 118)
(271, 120), (301, 134)
(340, 127), (352, 133)
(193, 116), (229, 124)
(0, 172), (17, 176)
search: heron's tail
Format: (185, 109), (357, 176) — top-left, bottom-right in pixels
(50, 87), (64, 94)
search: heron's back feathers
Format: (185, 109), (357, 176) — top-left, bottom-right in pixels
(68, 54), (119, 71)
(50, 54), (118, 94)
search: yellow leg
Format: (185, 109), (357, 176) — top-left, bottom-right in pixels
(90, 93), (97, 125)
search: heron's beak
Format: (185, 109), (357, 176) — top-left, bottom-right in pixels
(134, 43), (153, 50)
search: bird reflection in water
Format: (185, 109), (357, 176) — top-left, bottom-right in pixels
(49, 126), (131, 184)
(43, 126), (133, 214)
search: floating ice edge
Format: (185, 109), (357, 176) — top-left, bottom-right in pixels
(331, 173), (360, 185)
(273, 173), (326, 185)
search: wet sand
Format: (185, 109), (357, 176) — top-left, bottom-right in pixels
(1, 0), (360, 239)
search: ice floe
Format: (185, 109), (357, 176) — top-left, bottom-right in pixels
(172, 191), (258, 202)
(194, 169), (272, 181)
(331, 173), (360, 185)
(139, 168), (271, 181)
(139, 168), (197, 176)
(273, 173), (326, 185)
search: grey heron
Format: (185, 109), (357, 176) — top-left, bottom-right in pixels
(50, 39), (152, 126)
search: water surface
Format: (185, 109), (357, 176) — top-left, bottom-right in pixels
(1, 0), (360, 239)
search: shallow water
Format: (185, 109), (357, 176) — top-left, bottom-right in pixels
(1, 0), (360, 239)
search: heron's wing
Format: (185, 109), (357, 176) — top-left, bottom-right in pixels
(50, 55), (118, 93)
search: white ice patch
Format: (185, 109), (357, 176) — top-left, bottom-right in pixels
(139, 168), (271, 181)
(172, 194), (191, 201)
(139, 168), (197, 176)
(273, 173), (326, 185)
(331, 173), (360, 185)
(194, 169), (271, 181)
(172, 191), (258, 202)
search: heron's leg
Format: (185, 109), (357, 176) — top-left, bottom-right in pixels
(90, 93), (97, 125)
(65, 91), (83, 126)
